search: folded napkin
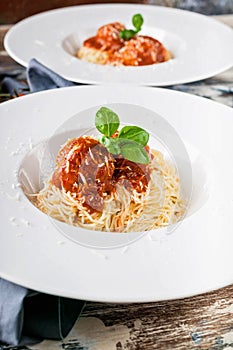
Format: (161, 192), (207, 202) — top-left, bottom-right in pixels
(0, 279), (85, 346)
(27, 58), (77, 92)
(0, 59), (85, 346)
(1, 78), (29, 98)
(1, 58), (77, 97)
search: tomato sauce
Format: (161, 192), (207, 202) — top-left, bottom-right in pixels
(83, 22), (169, 66)
(52, 136), (151, 213)
(84, 22), (125, 52)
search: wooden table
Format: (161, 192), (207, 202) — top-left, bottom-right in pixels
(0, 14), (233, 350)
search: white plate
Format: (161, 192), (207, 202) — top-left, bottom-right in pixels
(0, 85), (233, 303)
(4, 4), (233, 86)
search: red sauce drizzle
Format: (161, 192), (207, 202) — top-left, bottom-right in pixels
(52, 136), (151, 213)
(83, 22), (170, 66)
(84, 22), (125, 52)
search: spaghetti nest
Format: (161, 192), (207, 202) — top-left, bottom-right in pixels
(37, 146), (186, 233)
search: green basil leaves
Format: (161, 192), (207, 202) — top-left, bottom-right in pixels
(120, 140), (150, 164)
(118, 125), (149, 146)
(95, 107), (120, 137)
(95, 107), (150, 164)
(132, 13), (144, 31)
(99, 136), (121, 155)
(120, 14), (144, 40)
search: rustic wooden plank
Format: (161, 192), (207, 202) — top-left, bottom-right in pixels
(0, 54), (24, 75)
(28, 285), (233, 349)
(81, 284), (233, 349)
(0, 0), (147, 25)
(212, 14), (233, 28)
(168, 67), (233, 108)
(0, 24), (11, 51)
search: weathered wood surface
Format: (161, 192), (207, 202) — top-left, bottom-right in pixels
(0, 0), (232, 24)
(32, 285), (233, 350)
(0, 14), (233, 350)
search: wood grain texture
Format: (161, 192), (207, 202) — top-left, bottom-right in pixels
(28, 285), (233, 350)
(1, 0), (233, 24)
(82, 284), (233, 349)
(0, 0), (147, 24)
(0, 25), (11, 51)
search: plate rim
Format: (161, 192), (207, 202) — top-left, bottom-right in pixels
(1, 85), (233, 303)
(4, 3), (233, 86)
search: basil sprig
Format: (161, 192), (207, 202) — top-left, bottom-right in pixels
(120, 14), (144, 40)
(119, 139), (149, 164)
(95, 106), (150, 164)
(95, 107), (120, 137)
(118, 125), (149, 146)
(99, 136), (121, 155)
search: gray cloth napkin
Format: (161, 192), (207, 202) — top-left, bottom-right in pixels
(1, 58), (78, 97)
(0, 279), (85, 346)
(26, 58), (77, 92)
(0, 60), (85, 346)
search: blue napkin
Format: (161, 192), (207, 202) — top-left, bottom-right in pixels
(27, 58), (77, 92)
(0, 59), (85, 346)
(1, 58), (78, 97)
(0, 279), (85, 346)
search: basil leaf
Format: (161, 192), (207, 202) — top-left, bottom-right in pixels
(99, 136), (121, 155)
(120, 140), (150, 164)
(119, 29), (136, 40)
(120, 14), (144, 40)
(95, 107), (120, 137)
(132, 14), (144, 32)
(118, 126), (149, 146)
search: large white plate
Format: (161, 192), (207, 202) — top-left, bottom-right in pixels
(4, 4), (233, 86)
(0, 85), (233, 303)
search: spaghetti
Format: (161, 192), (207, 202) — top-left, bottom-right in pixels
(77, 17), (172, 67)
(37, 140), (185, 233)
